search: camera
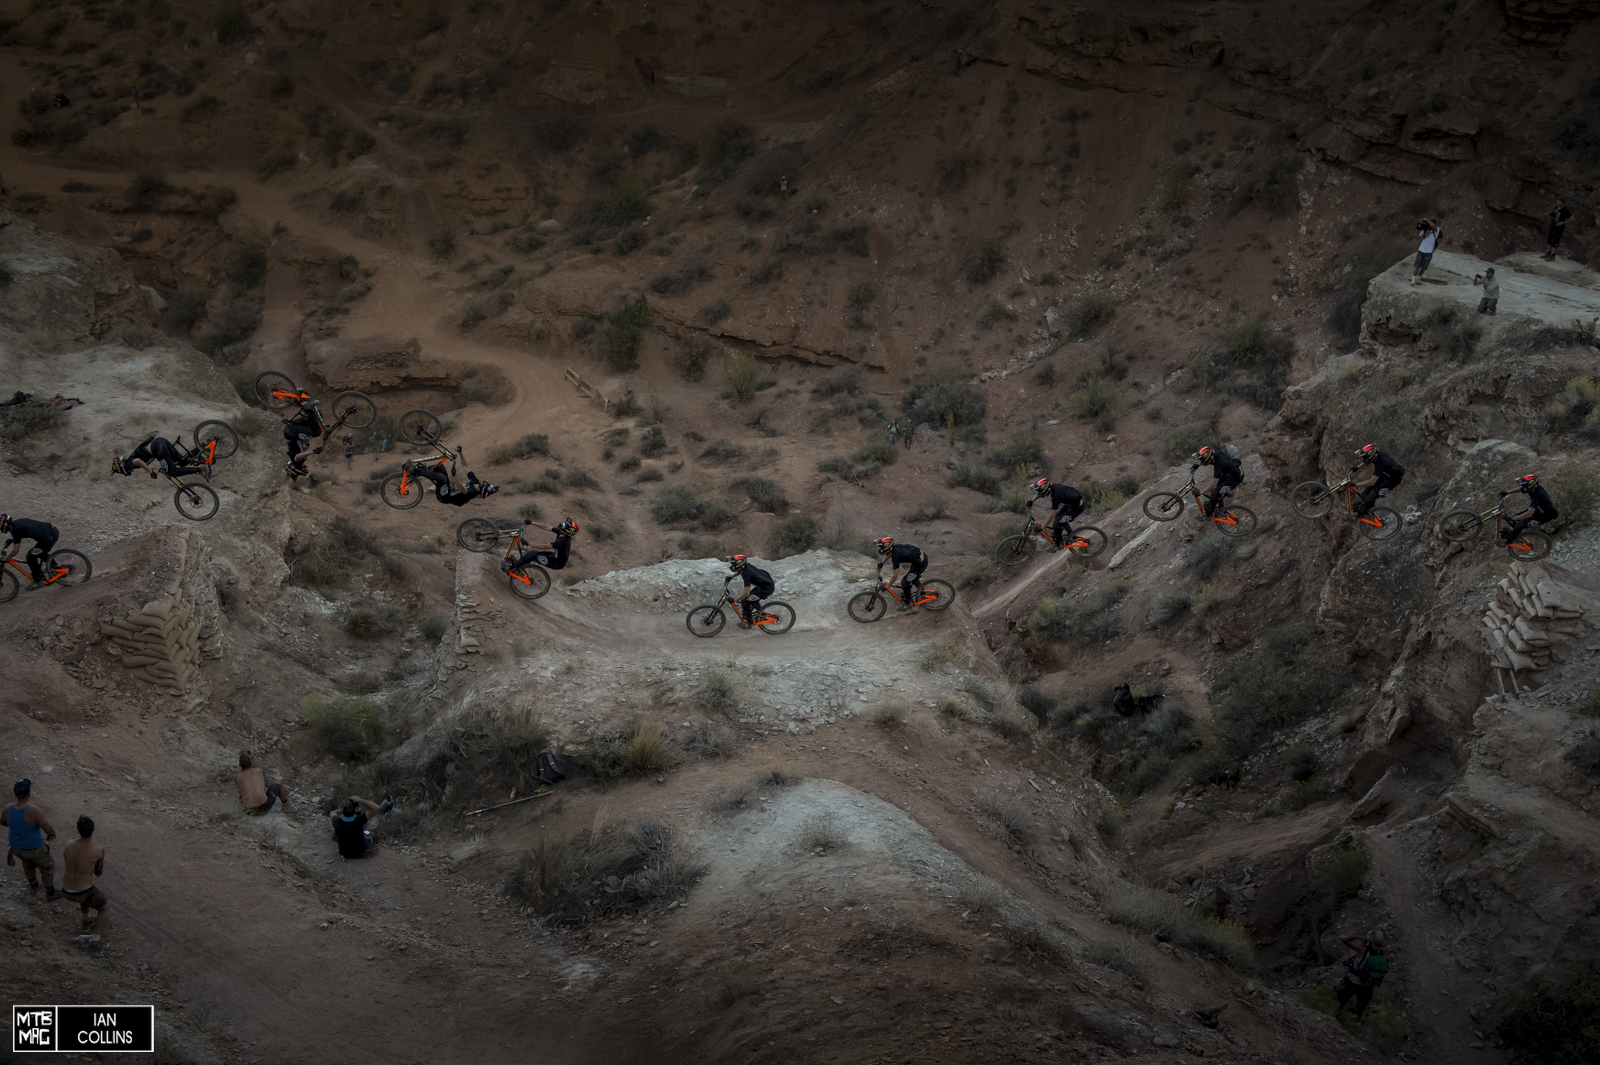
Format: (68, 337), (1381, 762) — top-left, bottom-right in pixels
(1415, 220), (1429, 232)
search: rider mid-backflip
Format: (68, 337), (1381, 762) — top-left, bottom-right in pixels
(421, 465), (499, 506)
(282, 399), (324, 478)
(875, 536), (927, 612)
(1350, 444), (1405, 516)
(1192, 446), (1243, 520)
(1, 513), (58, 590)
(504, 519), (578, 572)
(1500, 473), (1557, 541)
(112, 436), (207, 480)
(1030, 477), (1085, 549)
(727, 554), (775, 629)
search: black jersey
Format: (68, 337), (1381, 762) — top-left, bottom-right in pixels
(1211, 451), (1243, 482)
(884, 543), (925, 569)
(741, 564), (774, 593)
(1046, 485), (1085, 512)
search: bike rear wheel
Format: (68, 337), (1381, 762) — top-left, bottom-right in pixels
(1213, 506), (1257, 537)
(1142, 492), (1185, 522)
(1358, 506), (1402, 541)
(1291, 482), (1333, 519)
(457, 517), (500, 552)
(194, 420), (239, 460)
(686, 604), (726, 637)
(1507, 530), (1552, 561)
(398, 409), (443, 446)
(47, 550), (92, 586)
(1438, 510), (1483, 543)
(757, 601), (796, 634)
(995, 534), (1036, 567)
(332, 390), (377, 429)
(254, 371), (297, 409)
(847, 591), (886, 623)
(381, 472), (425, 510)
(0, 568), (18, 603)
(509, 565), (551, 599)
(174, 481), (219, 521)
(1069, 526), (1108, 557)
(920, 579), (956, 611)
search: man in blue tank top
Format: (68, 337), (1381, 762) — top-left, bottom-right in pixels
(4, 779), (58, 897)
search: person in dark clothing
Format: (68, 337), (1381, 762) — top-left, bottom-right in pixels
(1350, 444), (1405, 516)
(1333, 929), (1389, 1020)
(281, 401), (324, 477)
(727, 555), (775, 628)
(112, 436), (206, 480)
(329, 795), (392, 861)
(1030, 478), (1086, 548)
(505, 519), (578, 572)
(874, 537), (927, 611)
(1192, 446), (1243, 519)
(417, 464), (499, 506)
(1, 514), (59, 587)
(1500, 473), (1558, 541)
(1112, 683), (1166, 717)
(1544, 197), (1572, 260)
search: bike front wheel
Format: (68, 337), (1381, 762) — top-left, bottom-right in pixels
(254, 370), (297, 409)
(847, 592), (886, 623)
(194, 420), (239, 460)
(995, 534), (1036, 567)
(0, 568), (18, 603)
(1142, 492), (1185, 522)
(332, 390), (377, 429)
(509, 565), (551, 599)
(686, 604), (726, 637)
(1358, 507), (1402, 541)
(399, 409), (443, 446)
(381, 472), (425, 510)
(174, 481), (219, 521)
(456, 517), (500, 552)
(1069, 526), (1108, 557)
(47, 550), (92, 586)
(1213, 506), (1257, 537)
(1438, 511), (1483, 543)
(920, 579), (956, 611)
(1507, 530), (1551, 561)
(1291, 482), (1333, 519)
(757, 601), (796, 634)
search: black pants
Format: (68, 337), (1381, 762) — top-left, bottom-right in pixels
(743, 586), (774, 620)
(511, 549), (566, 571)
(1335, 979), (1372, 1018)
(1204, 477), (1242, 515)
(284, 429), (318, 462)
(1052, 509), (1083, 545)
(1505, 511), (1556, 540)
(25, 539), (56, 582)
(1355, 474), (1402, 515)
(899, 564), (926, 602)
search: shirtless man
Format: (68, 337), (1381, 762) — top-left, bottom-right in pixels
(61, 815), (109, 948)
(235, 751), (295, 816)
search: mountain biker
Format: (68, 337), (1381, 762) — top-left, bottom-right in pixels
(875, 537), (927, 612)
(1030, 478), (1085, 548)
(1192, 446), (1243, 520)
(727, 555), (775, 629)
(504, 519), (579, 573)
(1350, 444), (1405, 516)
(282, 398), (323, 477)
(417, 465), (499, 506)
(1, 514), (59, 589)
(112, 436), (206, 480)
(1500, 474), (1558, 541)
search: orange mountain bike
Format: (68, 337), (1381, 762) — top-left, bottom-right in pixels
(1142, 470), (1258, 536)
(686, 578), (796, 637)
(456, 518), (554, 599)
(253, 371), (377, 432)
(0, 548), (91, 602)
(1437, 500), (1551, 561)
(995, 508), (1108, 566)
(380, 409), (469, 510)
(848, 572), (955, 622)
(1291, 472), (1401, 541)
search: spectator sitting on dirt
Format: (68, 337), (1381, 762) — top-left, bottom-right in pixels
(330, 795), (393, 861)
(1, 514), (59, 590)
(4, 778), (57, 897)
(504, 519), (578, 573)
(1472, 268), (1500, 316)
(1112, 684), (1165, 717)
(113, 436), (206, 480)
(61, 815), (109, 949)
(1333, 929), (1389, 1020)
(1409, 219), (1440, 285)
(727, 554), (775, 629)
(419, 465), (499, 507)
(1499, 474), (1557, 542)
(236, 751), (296, 817)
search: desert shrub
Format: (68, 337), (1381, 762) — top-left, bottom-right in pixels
(1103, 882), (1254, 969)
(0, 399), (65, 442)
(674, 343), (711, 382)
(902, 495), (950, 523)
(1420, 304), (1483, 360)
(345, 603), (402, 639)
(1282, 740), (1317, 782)
(303, 694), (381, 762)
(258, 146), (298, 179)
(695, 663), (740, 715)
(749, 258), (783, 285)
(812, 364), (864, 397)
(1202, 314), (1295, 409)
(125, 171), (172, 210)
(1498, 970), (1600, 1065)
(856, 438), (897, 466)
(771, 513), (820, 557)
(963, 240), (1005, 286)
(504, 818), (701, 925)
(200, 299), (262, 357)
(697, 118), (756, 186)
(948, 463), (1002, 496)
(727, 352), (761, 403)
(869, 697), (910, 729)
(1250, 151), (1301, 215)
(699, 438), (743, 464)
(828, 224), (870, 257)
(988, 430), (1044, 471)
(651, 486), (708, 525)
(511, 433), (550, 459)
(623, 715), (671, 775)
(684, 721), (735, 759)
(799, 814), (849, 855)
(600, 294), (652, 372)
(636, 426), (668, 458)
(1544, 375), (1600, 441)
(215, 0), (250, 43)
(1552, 459), (1599, 531)
(1323, 844), (1372, 895)
(427, 231), (456, 259)
(974, 792), (1031, 845)
(1016, 684), (1057, 725)
(419, 615), (450, 641)
(698, 299), (732, 325)
(288, 517), (397, 587)
(1068, 372), (1120, 423)
(1028, 581), (1132, 643)
(730, 477), (787, 512)
(936, 151), (981, 193)
(535, 115), (589, 153)
(1189, 536), (1231, 580)
(901, 371), (986, 430)
(1066, 295), (1117, 338)
(1166, 423), (1210, 461)
(1565, 731), (1600, 778)
(1085, 936), (1155, 986)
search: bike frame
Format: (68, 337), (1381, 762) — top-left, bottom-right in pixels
(717, 581), (783, 627)
(870, 577), (939, 608)
(2, 556), (69, 584)
(396, 445), (461, 499)
(1021, 513), (1094, 552)
(270, 388), (364, 437)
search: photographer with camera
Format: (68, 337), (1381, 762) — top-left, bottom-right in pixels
(1472, 267), (1500, 315)
(1409, 219), (1441, 286)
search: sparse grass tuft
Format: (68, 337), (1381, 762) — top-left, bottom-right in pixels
(868, 697), (910, 729)
(799, 814), (849, 855)
(303, 694), (381, 762)
(1084, 935), (1155, 985)
(695, 664), (740, 715)
(345, 603), (402, 639)
(504, 818), (701, 924)
(1103, 882), (1254, 969)
(1324, 845), (1372, 895)
(771, 513), (821, 557)
(1028, 582), (1132, 643)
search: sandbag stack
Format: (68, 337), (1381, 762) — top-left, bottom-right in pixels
(102, 594), (202, 689)
(1481, 561), (1597, 695)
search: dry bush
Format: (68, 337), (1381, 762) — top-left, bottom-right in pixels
(799, 814), (849, 855)
(684, 721), (735, 759)
(868, 696), (910, 729)
(974, 791), (1031, 845)
(695, 664), (739, 714)
(0, 398), (66, 442)
(1084, 935), (1155, 986)
(504, 818), (702, 924)
(1102, 882), (1254, 969)
(438, 705), (552, 799)
(939, 691), (980, 723)
(622, 715), (671, 775)
(713, 779), (759, 812)
(566, 716), (677, 780)
(921, 639), (973, 672)
(991, 702), (1036, 740)
(345, 603), (402, 639)
(763, 765), (803, 787)
(727, 352), (761, 404)
(1323, 845), (1372, 895)
(303, 694), (381, 762)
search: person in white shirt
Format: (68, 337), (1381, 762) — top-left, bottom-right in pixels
(1410, 219), (1440, 285)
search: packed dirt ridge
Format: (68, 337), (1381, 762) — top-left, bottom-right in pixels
(2, 0), (1600, 1062)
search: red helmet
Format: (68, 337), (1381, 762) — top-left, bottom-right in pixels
(875, 537), (894, 555)
(727, 554), (747, 572)
(557, 518), (579, 535)
(1031, 477), (1052, 497)
(1193, 446), (1215, 464)
(1355, 444), (1378, 461)
(1517, 474), (1538, 488)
